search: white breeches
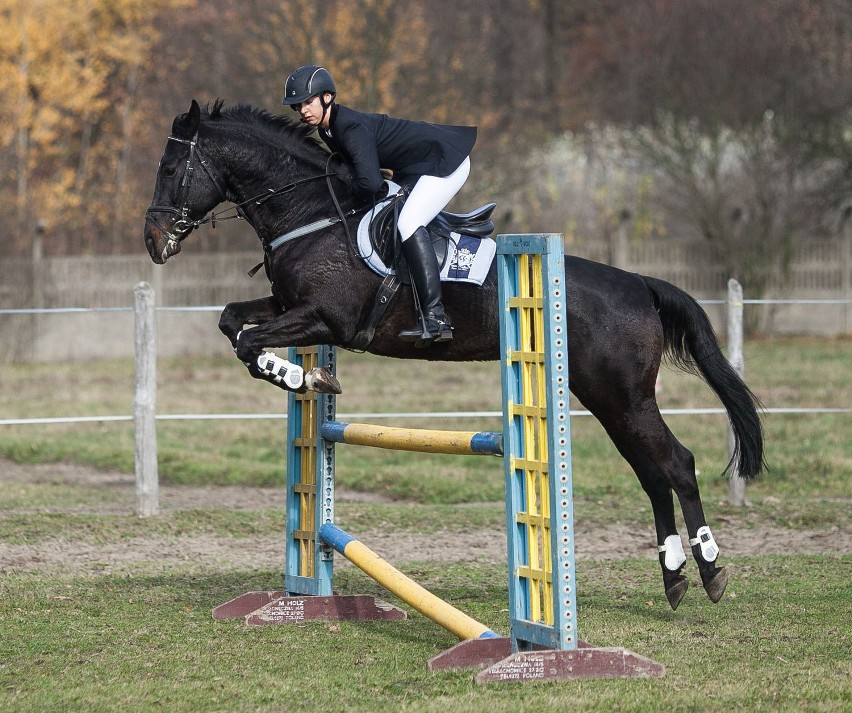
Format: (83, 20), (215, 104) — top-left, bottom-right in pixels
(397, 157), (471, 240)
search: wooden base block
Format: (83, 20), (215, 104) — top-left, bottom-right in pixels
(474, 647), (666, 683)
(429, 639), (598, 672)
(213, 591), (283, 620)
(428, 637), (514, 671)
(212, 592), (406, 625)
(214, 596), (665, 684)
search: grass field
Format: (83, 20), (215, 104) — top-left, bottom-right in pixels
(1, 557), (849, 712)
(1, 336), (850, 711)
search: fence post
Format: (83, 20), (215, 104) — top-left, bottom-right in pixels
(726, 278), (747, 507)
(843, 219), (851, 333)
(134, 282), (159, 516)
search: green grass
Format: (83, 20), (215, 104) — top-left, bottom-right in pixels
(1, 557), (849, 712)
(0, 337), (849, 532)
(2, 490), (847, 547)
(1, 337), (850, 710)
(1, 337), (850, 497)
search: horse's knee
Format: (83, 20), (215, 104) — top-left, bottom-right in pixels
(219, 298), (281, 343)
(218, 304), (242, 341)
(234, 329), (260, 362)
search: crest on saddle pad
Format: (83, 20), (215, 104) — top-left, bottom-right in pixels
(356, 182), (497, 286)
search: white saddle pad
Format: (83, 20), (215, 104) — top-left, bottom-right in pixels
(356, 182), (496, 286)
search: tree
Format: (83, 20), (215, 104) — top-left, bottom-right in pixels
(1, 0), (849, 267)
(560, 0), (852, 295)
(0, 0), (191, 255)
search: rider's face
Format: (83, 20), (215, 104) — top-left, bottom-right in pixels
(296, 94), (330, 128)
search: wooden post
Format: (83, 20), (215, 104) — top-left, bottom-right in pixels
(134, 282), (159, 517)
(726, 279), (747, 507)
(27, 221), (44, 360)
(842, 219), (850, 333)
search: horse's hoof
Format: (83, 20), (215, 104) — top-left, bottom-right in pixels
(304, 368), (342, 394)
(705, 566), (729, 603)
(665, 577), (689, 611)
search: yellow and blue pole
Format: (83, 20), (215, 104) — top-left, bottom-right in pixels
(319, 522), (500, 641)
(320, 422), (503, 456)
(497, 233), (577, 652)
(285, 345), (336, 597)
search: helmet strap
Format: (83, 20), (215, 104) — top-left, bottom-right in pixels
(320, 93), (335, 126)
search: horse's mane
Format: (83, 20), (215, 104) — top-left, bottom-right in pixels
(204, 98), (323, 155)
(200, 98), (358, 198)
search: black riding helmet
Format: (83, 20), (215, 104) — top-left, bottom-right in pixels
(282, 65), (336, 108)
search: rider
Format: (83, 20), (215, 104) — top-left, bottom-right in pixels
(282, 65), (477, 346)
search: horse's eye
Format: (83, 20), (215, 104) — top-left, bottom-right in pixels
(163, 166), (177, 177)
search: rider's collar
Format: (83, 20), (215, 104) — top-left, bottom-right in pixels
(321, 103), (339, 135)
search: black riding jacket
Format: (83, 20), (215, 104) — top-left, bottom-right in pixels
(319, 104), (476, 198)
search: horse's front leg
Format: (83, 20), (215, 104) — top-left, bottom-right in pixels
(218, 297), (282, 349)
(219, 298), (340, 394)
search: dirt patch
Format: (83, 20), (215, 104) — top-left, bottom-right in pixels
(1, 459), (848, 577)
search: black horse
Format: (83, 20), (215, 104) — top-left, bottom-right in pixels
(144, 99), (764, 611)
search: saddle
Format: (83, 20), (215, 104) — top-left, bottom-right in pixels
(367, 186), (496, 284)
(350, 184), (497, 350)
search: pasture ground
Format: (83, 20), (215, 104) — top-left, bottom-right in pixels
(1, 337), (850, 711)
(1, 459), (850, 713)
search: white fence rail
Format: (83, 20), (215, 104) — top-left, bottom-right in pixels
(1, 282), (851, 515)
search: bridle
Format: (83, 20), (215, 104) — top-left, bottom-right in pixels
(145, 130), (229, 255)
(145, 128), (355, 261)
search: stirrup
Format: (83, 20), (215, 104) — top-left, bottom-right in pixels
(398, 313), (453, 347)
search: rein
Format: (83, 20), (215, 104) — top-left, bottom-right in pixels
(145, 132), (342, 251)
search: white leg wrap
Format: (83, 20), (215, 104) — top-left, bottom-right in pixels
(256, 352), (304, 390)
(658, 534), (687, 571)
(689, 525), (719, 563)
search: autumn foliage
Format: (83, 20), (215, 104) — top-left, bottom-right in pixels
(0, 0), (849, 259)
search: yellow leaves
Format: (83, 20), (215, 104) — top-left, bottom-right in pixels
(0, 0), (194, 247)
(39, 167), (82, 215)
(257, 0), (429, 117)
(1, 2), (100, 141)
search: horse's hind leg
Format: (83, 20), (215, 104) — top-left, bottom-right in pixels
(658, 431), (728, 604)
(667, 437), (729, 604)
(625, 417), (729, 603)
(602, 430), (690, 609)
(594, 403), (727, 607)
(634, 463), (690, 610)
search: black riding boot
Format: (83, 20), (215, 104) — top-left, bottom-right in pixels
(398, 226), (453, 345)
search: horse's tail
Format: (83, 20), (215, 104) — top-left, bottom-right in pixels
(641, 275), (765, 478)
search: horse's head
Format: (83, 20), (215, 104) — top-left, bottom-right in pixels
(144, 100), (228, 264)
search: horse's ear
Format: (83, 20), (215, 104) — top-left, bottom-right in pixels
(173, 99), (202, 137)
(188, 99), (201, 130)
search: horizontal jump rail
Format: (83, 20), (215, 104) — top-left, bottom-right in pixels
(319, 421), (503, 456)
(319, 523), (500, 641)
